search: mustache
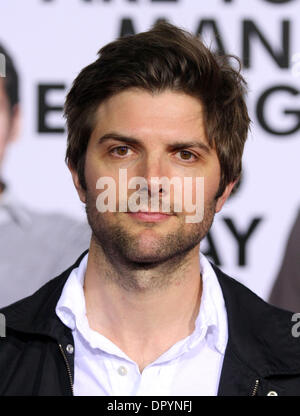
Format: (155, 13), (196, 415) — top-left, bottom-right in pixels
(118, 188), (182, 214)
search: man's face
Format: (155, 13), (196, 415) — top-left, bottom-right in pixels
(71, 89), (234, 268)
(0, 78), (19, 170)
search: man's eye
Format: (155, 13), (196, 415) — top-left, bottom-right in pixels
(176, 150), (196, 161)
(110, 146), (131, 157)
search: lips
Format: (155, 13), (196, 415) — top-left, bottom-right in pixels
(127, 211), (173, 222)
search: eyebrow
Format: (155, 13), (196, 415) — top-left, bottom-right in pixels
(170, 141), (211, 154)
(97, 132), (211, 154)
(98, 133), (140, 146)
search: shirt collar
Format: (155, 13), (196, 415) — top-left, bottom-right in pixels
(191, 252), (228, 354)
(55, 253), (88, 332)
(56, 251), (228, 356)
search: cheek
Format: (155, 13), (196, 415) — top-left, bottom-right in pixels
(187, 168), (220, 208)
(203, 176), (220, 202)
(84, 152), (121, 205)
(202, 160), (221, 202)
(84, 151), (103, 191)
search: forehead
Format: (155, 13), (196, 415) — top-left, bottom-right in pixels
(91, 88), (208, 145)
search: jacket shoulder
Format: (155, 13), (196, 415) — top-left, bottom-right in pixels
(212, 263), (300, 376)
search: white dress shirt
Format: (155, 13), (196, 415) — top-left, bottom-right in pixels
(56, 252), (228, 396)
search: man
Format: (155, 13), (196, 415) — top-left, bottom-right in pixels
(0, 43), (91, 307)
(1, 22), (300, 396)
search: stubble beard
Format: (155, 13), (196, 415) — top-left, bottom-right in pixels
(85, 189), (217, 292)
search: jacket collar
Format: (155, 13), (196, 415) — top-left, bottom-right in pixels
(2, 251), (300, 378)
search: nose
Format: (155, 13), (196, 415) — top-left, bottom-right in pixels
(137, 152), (169, 199)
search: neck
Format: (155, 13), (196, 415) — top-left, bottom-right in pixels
(83, 237), (202, 370)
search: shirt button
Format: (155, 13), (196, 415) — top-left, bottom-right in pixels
(117, 365), (127, 376)
(267, 390), (278, 396)
(66, 344), (74, 354)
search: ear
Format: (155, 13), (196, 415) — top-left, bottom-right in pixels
(68, 161), (87, 204)
(215, 179), (238, 213)
(8, 104), (21, 143)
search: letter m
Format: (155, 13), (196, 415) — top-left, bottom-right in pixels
(0, 54), (6, 77)
(0, 313), (6, 337)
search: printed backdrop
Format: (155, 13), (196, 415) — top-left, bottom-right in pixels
(1, 0), (300, 301)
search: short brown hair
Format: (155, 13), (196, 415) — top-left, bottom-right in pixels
(64, 22), (250, 198)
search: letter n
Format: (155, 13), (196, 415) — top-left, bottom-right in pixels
(243, 20), (290, 68)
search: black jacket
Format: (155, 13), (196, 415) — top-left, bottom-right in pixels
(1, 250), (300, 396)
